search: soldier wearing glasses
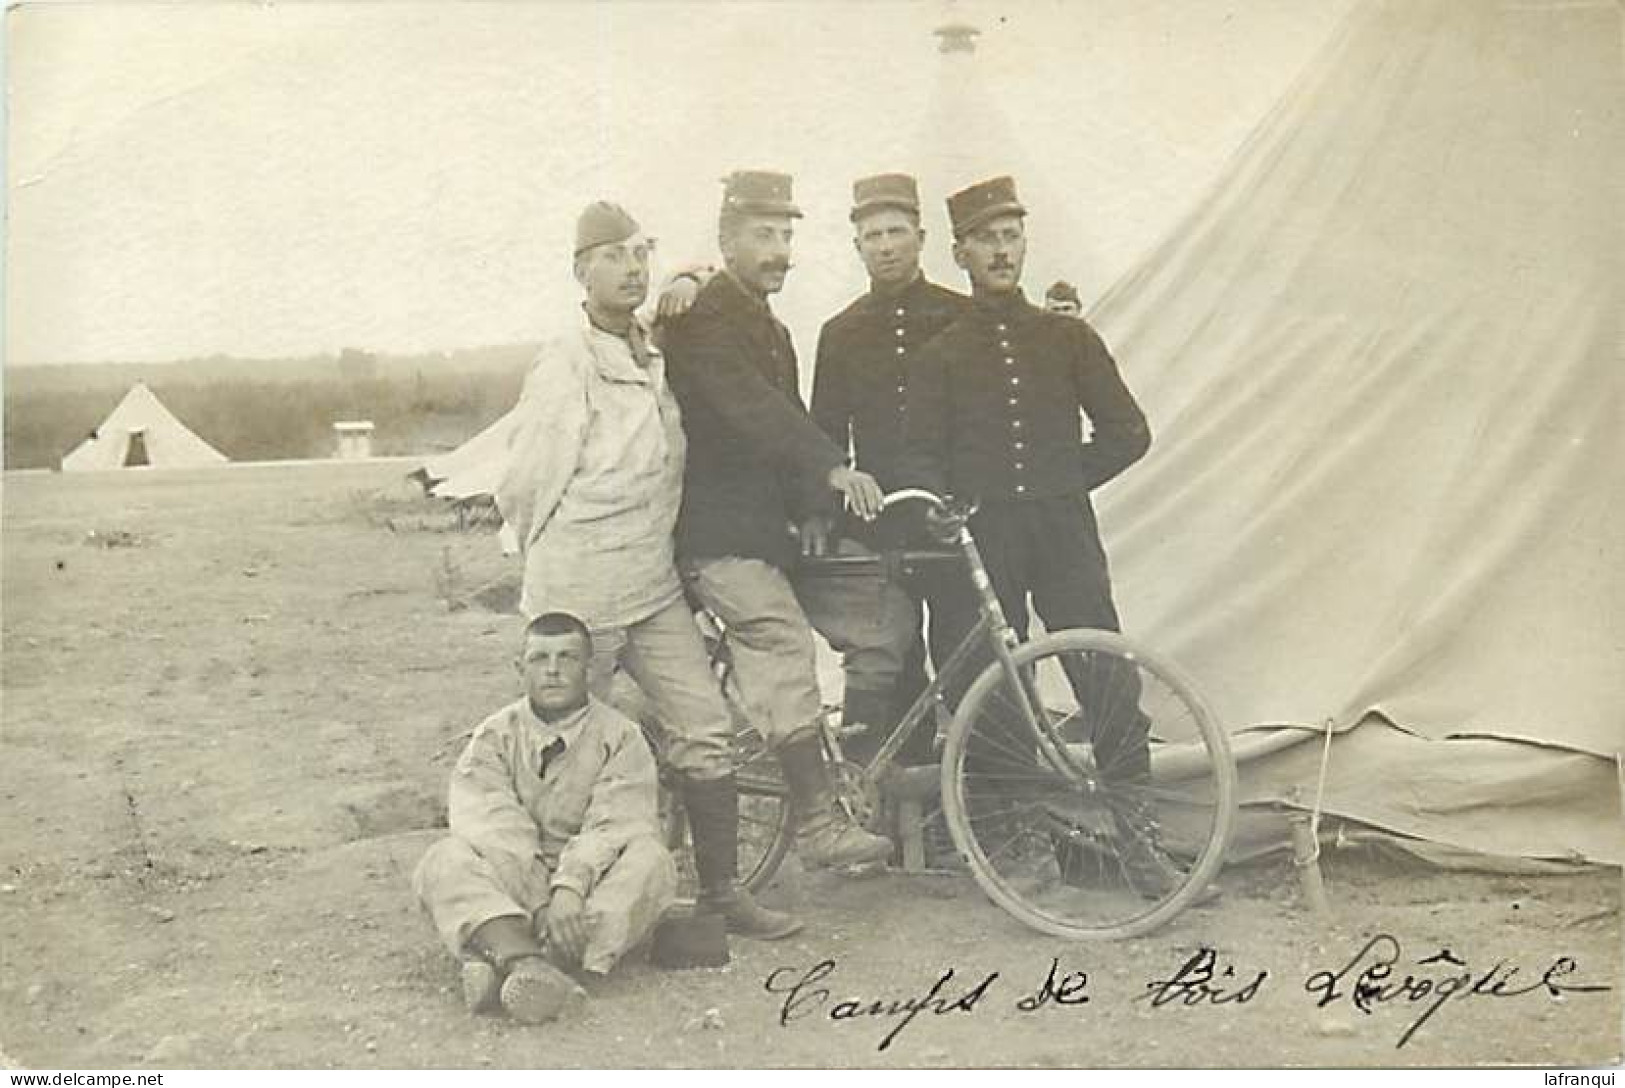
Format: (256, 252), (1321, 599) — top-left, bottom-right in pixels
(494, 201), (811, 941)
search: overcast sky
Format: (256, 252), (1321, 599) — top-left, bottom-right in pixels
(7, 0), (1348, 366)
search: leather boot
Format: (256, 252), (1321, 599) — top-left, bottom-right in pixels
(679, 774), (804, 940)
(469, 914), (545, 967)
(777, 733), (893, 868)
(466, 916), (582, 1021)
(1108, 788), (1224, 906)
(1111, 793), (1179, 900)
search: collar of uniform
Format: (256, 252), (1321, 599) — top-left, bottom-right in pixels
(715, 268), (776, 317)
(524, 699), (591, 753)
(863, 271), (929, 313)
(971, 287), (1032, 318)
(582, 309), (660, 384)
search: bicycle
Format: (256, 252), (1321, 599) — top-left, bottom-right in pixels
(659, 488), (1237, 940)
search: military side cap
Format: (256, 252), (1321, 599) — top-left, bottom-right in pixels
(850, 172), (920, 221)
(721, 170), (803, 218)
(1046, 280), (1082, 304)
(946, 175), (1027, 238)
(575, 201), (640, 255)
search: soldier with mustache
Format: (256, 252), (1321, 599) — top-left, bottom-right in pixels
(902, 177), (1175, 895)
(661, 171), (899, 926)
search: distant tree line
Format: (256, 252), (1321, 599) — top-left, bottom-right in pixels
(3, 347), (535, 469)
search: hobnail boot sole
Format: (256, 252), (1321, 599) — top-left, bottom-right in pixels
(499, 961), (583, 1025)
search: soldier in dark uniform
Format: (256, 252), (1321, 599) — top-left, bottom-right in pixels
(902, 176), (1172, 893)
(802, 173), (973, 762)
(661, 170), (898, 932)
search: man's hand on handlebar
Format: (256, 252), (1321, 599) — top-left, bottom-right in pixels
(827, 465), (885, 520)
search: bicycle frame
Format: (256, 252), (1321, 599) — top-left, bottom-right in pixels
(852, 490), (1098, 792)
(678, 490), (1233, 934)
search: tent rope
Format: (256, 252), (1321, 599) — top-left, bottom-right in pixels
(1302, 716), (1337, 864)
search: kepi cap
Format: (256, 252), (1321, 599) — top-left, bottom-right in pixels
(575, 201), (641, 255)
(850, 173), (920, 222)
(946, 175), (1027, 239)
(721, 170), (803, 219)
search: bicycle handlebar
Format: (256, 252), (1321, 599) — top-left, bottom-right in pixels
(879, 488), (949, 514)
(797, 549), (961, 572)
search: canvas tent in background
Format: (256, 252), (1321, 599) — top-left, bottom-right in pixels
(1089, 0), (1623, 867)
(414, 410), (522, 554)
(60, 383), (228, 471)
(416, 408), (519, 507)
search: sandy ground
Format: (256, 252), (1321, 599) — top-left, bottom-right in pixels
(1, 462), (1619, 1069)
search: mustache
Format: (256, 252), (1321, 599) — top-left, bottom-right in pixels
(988, 258), (1015, 272)
(758, 259), (792, 274)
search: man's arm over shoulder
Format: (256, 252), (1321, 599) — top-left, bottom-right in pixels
(1070, 320), (1151, 491)
(550, 707), (663, 899)
(664, 304), (846, 483)
(492, 342), (591, 550)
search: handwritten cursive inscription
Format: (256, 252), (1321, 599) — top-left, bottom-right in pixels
(1016, 957), (1092, 1011)
(1304, 933), (1613, 1048)
(1139, 947), (1268, 1008)
(759, 941), (1608, 1054)
(763, 958), (1000, 1052)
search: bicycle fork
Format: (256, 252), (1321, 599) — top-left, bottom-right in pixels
(957, 525), (1101, 789)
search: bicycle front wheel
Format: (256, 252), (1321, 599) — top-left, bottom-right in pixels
(940, 628), (1236, 940)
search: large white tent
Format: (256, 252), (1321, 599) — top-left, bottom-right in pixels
(60, 383), (228, 471)
(1091, 0), (1623, 866)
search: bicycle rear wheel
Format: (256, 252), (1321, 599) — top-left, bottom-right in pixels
(660, 702), (795, 901)
(940, 628), (1235, 940)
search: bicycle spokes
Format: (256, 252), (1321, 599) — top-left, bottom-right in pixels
(943, 630), (1235, 940)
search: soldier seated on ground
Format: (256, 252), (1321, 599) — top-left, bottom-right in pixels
(412, 611), (676, 1024)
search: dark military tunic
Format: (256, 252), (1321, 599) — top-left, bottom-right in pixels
(812, 275), (969, 491)
(662, 271), (846, 571)
(903, 290), (1152, 728)
(812, 275), (969, 553)
(802, 276), (970, 739)
(902, 290), (1150, 503)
